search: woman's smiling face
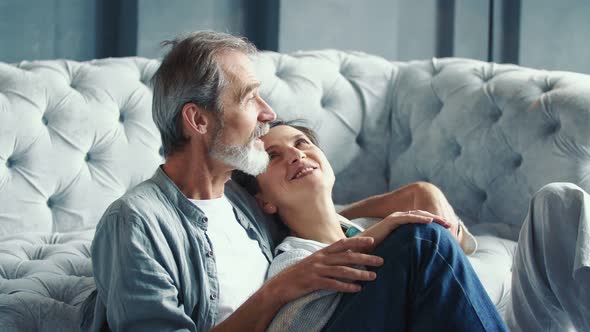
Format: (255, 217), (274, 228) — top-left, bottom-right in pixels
(255, 125), (335, 209)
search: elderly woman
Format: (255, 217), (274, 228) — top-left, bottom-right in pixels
(233, 120), (505, 332)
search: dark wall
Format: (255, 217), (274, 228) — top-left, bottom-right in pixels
(278, 0), (399, 60)
(0, 0), (99, 62)
(1, 0), (589, 73)
(519, 0), (590, 73)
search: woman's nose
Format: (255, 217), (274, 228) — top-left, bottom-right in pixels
(287, 148), (305, 164)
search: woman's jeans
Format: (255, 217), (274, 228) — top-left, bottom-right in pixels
(322, 222), (507, 331)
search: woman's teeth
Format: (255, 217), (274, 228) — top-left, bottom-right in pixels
(294, 167), (314, 179)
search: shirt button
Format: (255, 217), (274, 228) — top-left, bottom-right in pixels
(202, 217), (208, 223)
(210, 293), (217, 300)
(206, 250), (213, 258)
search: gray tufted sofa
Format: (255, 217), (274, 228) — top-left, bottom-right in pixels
(1, 50), (589, 331)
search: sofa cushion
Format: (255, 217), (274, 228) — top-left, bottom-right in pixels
(0, 58), (163, 235)
(0, 230), (95, 331)
(388, 58), (590, 228)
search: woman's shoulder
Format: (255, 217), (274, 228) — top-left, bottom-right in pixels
(267, 237), (326, 279)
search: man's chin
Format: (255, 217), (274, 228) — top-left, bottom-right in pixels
(227, 150), (269, 176)
(239, 158), (269, 176)
(210, 141), (269, 176)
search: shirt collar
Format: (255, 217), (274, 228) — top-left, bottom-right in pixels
(150, 166), (209, 229)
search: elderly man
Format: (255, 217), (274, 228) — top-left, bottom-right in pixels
(82, 31), (507, 331)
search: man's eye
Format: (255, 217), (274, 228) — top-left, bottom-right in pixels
(267, 152), (277, 160)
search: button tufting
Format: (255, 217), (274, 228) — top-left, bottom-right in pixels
(355, 135), (363, 146)
(513, 154), (523, 168)
(6, 156), (14, 168)
(405, 135), (412, 147)
(119, 113), (125, 123)
(479, 191), (488, 202)
(453, 144), (462, 157)
(491, 111), (501, 123)
(158, 146), (165, 157)
(339, 65), (348, 76)
(47, 197), (54, 208)
(42, 115), (49, 125)
(320, 96), (328, 108)
(85, 153), (91, 162)
(548, 121), (561, 134)
(541, 82), (553, 93)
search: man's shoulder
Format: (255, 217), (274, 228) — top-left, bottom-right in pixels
(98, 179), (173, 229)
(225, 180), (288, 244)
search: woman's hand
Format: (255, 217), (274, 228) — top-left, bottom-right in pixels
(359, 210), (452, 252)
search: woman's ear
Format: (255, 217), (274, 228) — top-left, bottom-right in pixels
(255, 196), (277, 215)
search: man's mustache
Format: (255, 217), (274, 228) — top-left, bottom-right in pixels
(252, 123), (269, 140)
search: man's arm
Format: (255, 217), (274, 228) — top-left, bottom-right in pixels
(211, 236), (385, 332)
(95, 212), (383, 331)
(92, 212), (196, 331)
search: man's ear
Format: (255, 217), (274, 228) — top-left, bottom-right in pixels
(181, 103), (210, 135)
(255, 195), (277, 215)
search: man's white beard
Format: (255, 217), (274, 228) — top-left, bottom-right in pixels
(210, 123), (269, 176)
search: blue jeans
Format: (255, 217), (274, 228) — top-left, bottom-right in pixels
(322, 223), (507, 332)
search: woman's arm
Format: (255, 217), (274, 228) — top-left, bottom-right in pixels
(339, 182), (460, 241)
(338, 184), (416, 220)
(358, 210), (451, 252)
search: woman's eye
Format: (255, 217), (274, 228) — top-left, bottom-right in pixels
(295, 139), (310, 146)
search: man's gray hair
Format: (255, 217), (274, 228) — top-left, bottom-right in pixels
(151, 31), (257, 157)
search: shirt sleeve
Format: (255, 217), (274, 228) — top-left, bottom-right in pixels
(92, 211), (196, 331)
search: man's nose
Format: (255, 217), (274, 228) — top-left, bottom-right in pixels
(257, 97), (276, 122)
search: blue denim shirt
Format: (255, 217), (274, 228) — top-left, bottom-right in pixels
(86, 167), (282, 331)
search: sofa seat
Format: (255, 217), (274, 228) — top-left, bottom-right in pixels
(0, 230), (95, 331)
(468, 225), (519, 320)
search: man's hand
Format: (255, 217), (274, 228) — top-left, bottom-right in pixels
(265, 236), (384, 307)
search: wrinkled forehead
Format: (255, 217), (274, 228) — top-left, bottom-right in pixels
(217, 50), (256, 83)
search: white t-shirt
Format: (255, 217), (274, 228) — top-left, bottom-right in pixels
(190, 195), (269, 325)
